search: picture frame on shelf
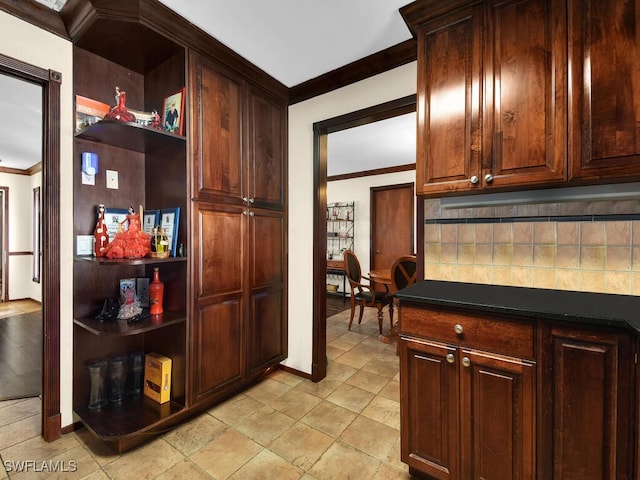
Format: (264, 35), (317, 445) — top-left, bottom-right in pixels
(160, 207), (180, 257)
(162, 88), (185, 135)
(104, 207), (129, 242)
(142, 210), (160, 236)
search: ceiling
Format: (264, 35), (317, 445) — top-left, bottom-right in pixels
(3, 0), (415, 174)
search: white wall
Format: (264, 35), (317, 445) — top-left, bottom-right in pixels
(0, 171), (42, 302)
(0, 11), (74, 427)
(327, 170), (417, 293)
(285, 62), (417, 374)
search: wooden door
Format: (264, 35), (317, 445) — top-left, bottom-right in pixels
(483, 0), (567, 189)
(568, 0), (640, 180)
(541, 325), (633, 480)
(459, 349), (536, 480)
(371, 183), (414, 275)
(247, 88), (286, 210)
(400, 337), (459, 480)
(190, 51), (244, 204)
(191, 202), (247, 404)
(246, 208), (287, 375)
(415, 4), (482, 195)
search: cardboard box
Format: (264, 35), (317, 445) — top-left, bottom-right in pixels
(144, 353), (172, 404)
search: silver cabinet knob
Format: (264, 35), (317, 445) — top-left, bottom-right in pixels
(462, 357), (471, 368)
(242, 210), (248, 216)
(249, 211), (255, 217)
(454, 324), (463, 335)
(249, 197), (255, 203)
(446, 353), (455, 364)
(484, 173), (494, 183)
(242, 196), (249, 203)
(470, 175), (479, 184)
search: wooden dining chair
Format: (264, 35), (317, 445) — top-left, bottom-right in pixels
(343, 250), (392, 334)
(390, 255), (417, 292)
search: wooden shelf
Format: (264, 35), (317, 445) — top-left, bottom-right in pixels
(75, 120), (185, 153)
(74, 395), (185, 441)
(74, 311), (186, 336)
(74, 255), (187, 266)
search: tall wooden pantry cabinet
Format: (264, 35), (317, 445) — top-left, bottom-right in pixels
(65, 0), (287, 451)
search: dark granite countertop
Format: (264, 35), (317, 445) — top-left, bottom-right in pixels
(394, 280), (640, 333)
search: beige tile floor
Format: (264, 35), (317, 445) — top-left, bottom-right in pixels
(0, 306), (413, 479)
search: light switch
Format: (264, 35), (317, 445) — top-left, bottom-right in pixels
(106, 170), (118, 189)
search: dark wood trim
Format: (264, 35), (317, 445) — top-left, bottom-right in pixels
(290, 39), (417, 105)
(0, 166), (34, 176)
(312, 95), (417, 383)
(278, 364), (313, 380)
(28, 162), (42, 175)
(0, 0), (70, 39)
(7, 251), (33, 256)
(0, 187), (8, 302)
(416, 197), (425, 281)
(399, 0), (477, 36)
(0, 52), (62, 443)
(328, 163), (416, 182)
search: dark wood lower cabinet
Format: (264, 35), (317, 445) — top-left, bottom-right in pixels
(399, 302), (635, 480)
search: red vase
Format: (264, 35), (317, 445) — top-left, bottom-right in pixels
(149, 268), (164, 315)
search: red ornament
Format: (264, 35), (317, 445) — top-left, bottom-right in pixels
(93, 204), (109, 257)
(149, 268), (164, 315)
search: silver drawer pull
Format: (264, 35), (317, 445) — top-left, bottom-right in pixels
(462, 357), (471, 368)
(454, 324), (463, 335)
(446, 353), (455, 364)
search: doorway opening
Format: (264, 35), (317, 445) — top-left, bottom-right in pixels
(0, 52), (62, 441)
(311, 95), (416, 382)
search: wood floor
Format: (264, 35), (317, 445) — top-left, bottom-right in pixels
(0, 300), (42, 401)
(326, 294), (350, 318)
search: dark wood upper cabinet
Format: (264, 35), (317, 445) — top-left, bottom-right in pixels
(483, 0), (567, 188)
(568, 0), (640, 180)
(403, 0), (640, 196)
(414, 4), (483, 196)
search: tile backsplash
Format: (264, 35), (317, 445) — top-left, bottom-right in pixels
(423, 197), (640, 295)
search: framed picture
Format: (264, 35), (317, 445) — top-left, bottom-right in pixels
(160, 207), (180, 257)
(162, 88), (185, 135)
(136, 277), (150, 308)
(104, 208), (129, 242)
(142, 210), (160, 235)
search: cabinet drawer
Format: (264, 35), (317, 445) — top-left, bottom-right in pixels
(399, 304), (535, 360)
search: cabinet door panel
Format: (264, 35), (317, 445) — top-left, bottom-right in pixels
(568, 0), (640, 179)
(191, 53), (243, 201)
(248, 289), (285, 373)
(400, 338), (459, 479)
(249, 89), (286, 209)
(549, 328), (633, 480)
(460, 350), (535, 480)
(416, 5), (482, 195)
(484, 0), (566, 187)
(192, 300), (245, 402)
(195, 204), (245, 298)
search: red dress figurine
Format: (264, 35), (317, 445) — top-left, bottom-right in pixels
(104, 86), (136, 123)
(93, 204), (109, 257)
(104, 206), (151, 259)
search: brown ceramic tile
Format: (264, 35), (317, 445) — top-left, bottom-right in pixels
(493, 266), (511, 285)
(269, 369), (305, 387)
(326, 384), (375, 413)
(335, 350), (375, 370)
(101, 438), (183, 480)
(243, 377), (293, 405)
(475, 244), (493, 265)
(423, 199), (441, 219)
(473, 266), (493, 284)
(556, 270), (581, 291)
(606, 221), (632, 246)
(557, 222), (580, 245)
(581, 222), (605, 245)
(309, 443), (381, 480)
(513, 245), (533, 267)
(581, 271), (605, 293)
(301, 400), (358, 438)
(533, 269), (556, 289)
(534, 222), (556, 244)
(424, 224), (441, 243)
(154, 459), (213, 480)
(339, 415), (400, 461)
(512, 222), (533, 244)
(493, 223), (513, 244)
(208, 394), (264, 426)
(580, 246), (606, 270)
(190, 429), (262, 479)
(346, 370), (391, 395)
(634, 221), (640, 245)
(633, 273), (640, 296)
(458, 245), (475, 265)
(163, 413), (227, 456)
(557, 246), (580, 269)
(441, 224), (458, 243)
(475, 224), (493, 244)
(294, 377), (342, 399)
(235, 405), (296, 446)
(605, 272), (632, 295)
(458, 224), (475, 244)
(441, 244), (458, 264)
(492, 244), (513, 266)
(634, 247), (640, 271)
(271, 389), (322, 420)
(516, 204), (539, 217)
(269, 423), (333, 470)
(0, 409), (39, 451)
(533, 245), (557, 268)
(229, 449), (303, 480)
(538, 203), (562, 216)
(457, 265), (474, 282)
(606, 246), (631, 271)
(511, 267), (533, 287)
(378, 380), (399, 403)
(361, 396), (401, 430)
(424, 243), (441, 264)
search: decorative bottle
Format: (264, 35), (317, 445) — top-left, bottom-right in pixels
(93, 204), (109, 257)
(149, 267), (164, 315)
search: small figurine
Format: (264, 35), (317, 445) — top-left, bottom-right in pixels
(104, 205), (151, 259)
(93, 204), (109, 257)
(104, 86), (136, 123)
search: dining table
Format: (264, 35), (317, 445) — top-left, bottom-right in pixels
(368, 268), (398, 344)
